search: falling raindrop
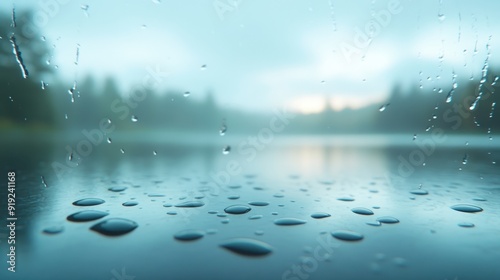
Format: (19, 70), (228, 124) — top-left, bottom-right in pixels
(222, 145), (231, 155)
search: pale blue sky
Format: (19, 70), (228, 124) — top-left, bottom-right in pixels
(3, 0), (500, 113)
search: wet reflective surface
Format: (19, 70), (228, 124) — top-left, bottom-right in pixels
(0, 135), (499, 280)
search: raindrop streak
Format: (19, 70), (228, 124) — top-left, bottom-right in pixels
(470, 37), (491, 111)
(72, 198), (105, 206)
(490, 102), (496, 118)
(108, 186), (127, 192)
(74, 44), (80, 65)
(224, 205), (251, 214)
(351, 207), (374, 215)
(90, 218), (138, 236)
(220, 238), (272, 256)
(311, 212), (331, 219)
(222, 146), (231, 155)
(41, 81), (47, 90)
(42, 226), (64, 235)
(328, 0), (337, 32)
(10, 6), (16, 27)
(274, 218), (307, 226)
(174, 230), (204, 241)
(175, 201), (205, 208)
(9, 35), (29, 79)
(377, 216), (400, 224)
(66, 210), (108, 222)
(331, 230), (364, 241)
(450, 204), (483, 213)
(122, 201), (139, 207)
(445, 71), (458, 103)
(68, 82), (77, 103)
(41, 176), (48, 188)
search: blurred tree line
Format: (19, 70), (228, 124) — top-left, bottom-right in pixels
(1, 10), (499, 135)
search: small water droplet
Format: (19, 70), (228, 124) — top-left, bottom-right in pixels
(222, 145), (231, 155)
(351, 207), (374, 215)
(462, 154), (468, 165)
(175, 201), (205, 208)
(108, 186), (127, 192)
(331, 230), (364, 241)
(248, 201), (269, 206)
(42, 226), (64, 235)
(200, 64), (207, 70)
(337, 197), (355, 202)
(174, 229), (204, 241)
(458, 222), (474, 228)
(224, 205), (251, 214)
(41, 176), (48, 187)
(131, 115), (138, 122)
(167, 211), (177, 215)
(153, 150), (157, 156)
(122, 201), (139, 207)
(120, 148), (125, 154)
(274, 218), (307, 226)
(72, 198), (105, 206)
(220, 238), (272, 256)
(413, 134), (417, 141)
(376, 216), (400, 224)
(379, 103), (389, 112)
(90, 218), (138, 236)
(219, 122), (227, 136)
(248, 215), (263, 220)
(366, 221), (382, 226)
(227, 195), (240, 200)
(67, 210), (108, 222)
(311, 212), (331, 219)
(450, 204), (483, 213)
(183, 91), (190, 97)
(107, 137), (112, 143)
(409, 189), (428, 195)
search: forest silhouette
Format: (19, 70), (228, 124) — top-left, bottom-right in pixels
(1, 10), (499, 136)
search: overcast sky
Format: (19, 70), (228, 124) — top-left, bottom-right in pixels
(3, 0), (500, 113)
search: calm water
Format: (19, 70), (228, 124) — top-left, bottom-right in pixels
(1, 134), (499, 280)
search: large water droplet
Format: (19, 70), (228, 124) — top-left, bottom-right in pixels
(67, 210), (109, 222)
(175, 201), (205, 208)
(174, 229), (205, 241)
(376, 216), (400, 224)
(351, 207), (374, 215)
(311, 212), (331, 219)
(220, 238), (272, 256)
(224, 205), (251, 214)
(331, 230), (364, 241)
(72, 198), (105, 206)
(409, 189), (428, 195)
(274, 218), (307, 226)
(90, 218), (138, 236)
(450, 204), (483, 213)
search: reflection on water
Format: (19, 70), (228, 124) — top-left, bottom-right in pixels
(0, 135), (499, 280)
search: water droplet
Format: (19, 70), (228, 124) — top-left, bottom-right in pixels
(41, 81), (47, 90)
(80, 4), (89, 11)
(366, 221), (381, 226)
(220, 238), (272, 256)
(377, 216), (400, 224)
(174, 229), (204, 241)
(248, 215), (263, 220)
(183, 91), (190, 97)
(72, 198), (105, 206)
(413, 134), (417, 141)
(248, 201), (269, 206)
(462, 154), (468, 165)
(409, 189), (428, 195)
(273, 193), (285, 198)
(167, 211), (177, 215)
(67, 210), (108, 222)
(311, 212), (331, 219)
(42, 226), (64, 235)
(274, 218), (307, 226)
(41, 176), (48, 187)
(122, 201), (138, 207)
(153, 150), (157, 156)
(351, 207), (374, 215)
(472, 197), (486, 201)
(438, 13), (445, 21)
(90, 218), (138, 236)
(379, 103), (389, 112)
(451, 204), (483, 213)
(222, 145), (231, 155)
(219, 124), (227, 136)
(227, 195), (240, 200)
(120, 148), (125, 154)
(9, 35), (29, 78)
(331, 230), (364, 241)
(107, 137), (112, 143)
(458, 222), (474, 228)
(337, 197), (355, 202)
(175, 201), (205, 208)
(108, 186), (127, 192)
(224, 205), (251, 214)
(254, 230), (264, 236)
(131, 115), (138, 122)
(200, 64), (207, 70)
